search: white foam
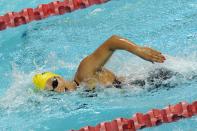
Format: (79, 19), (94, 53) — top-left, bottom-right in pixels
(0, 68), (33, 110)
(89, 8), (103, 16)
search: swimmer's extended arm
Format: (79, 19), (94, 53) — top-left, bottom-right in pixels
(105, 35), (166, 63)
(75, 35), (166, 82)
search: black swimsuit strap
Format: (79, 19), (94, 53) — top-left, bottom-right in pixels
(74, 80), (79, 86)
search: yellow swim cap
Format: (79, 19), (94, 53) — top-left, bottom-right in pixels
(32, 72), (59, 90)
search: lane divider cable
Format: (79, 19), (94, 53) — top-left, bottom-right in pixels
(72, 100), (197, 131)
(0, 0), (109, 31)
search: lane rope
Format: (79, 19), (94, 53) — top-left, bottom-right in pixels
(72, 100), (197, 131)
(0, 0), (109, 31)
(2, 1), (197, 130)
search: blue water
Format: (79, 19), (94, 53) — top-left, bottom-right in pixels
(0, 0), (197, 130)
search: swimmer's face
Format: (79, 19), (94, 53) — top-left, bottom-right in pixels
(45, 76), (77, 92)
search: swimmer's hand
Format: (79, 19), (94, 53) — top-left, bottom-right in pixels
(136, 46), (166, 63)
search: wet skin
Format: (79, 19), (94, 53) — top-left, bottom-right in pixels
(44, 35), (166, 92)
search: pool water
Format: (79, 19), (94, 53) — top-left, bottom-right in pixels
(0, 0), (197, 130)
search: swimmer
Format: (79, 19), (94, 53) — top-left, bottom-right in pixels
(33, 35), (166, 92)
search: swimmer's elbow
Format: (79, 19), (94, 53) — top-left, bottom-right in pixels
(109, 35), (121, 41)
(106, 35), (121, 51)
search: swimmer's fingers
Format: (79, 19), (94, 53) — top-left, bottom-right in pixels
(151, 55), (165, 63)
(152, 57), (163, 63)
(153, 53), (166, 62)
(147, 57), (160, 63)
(151, 50), (164, 58)
(137, 46), (165, 63)
(145, 57), (162, 63)
(150, 49), (166, 63)
(151, 48), (162, 55)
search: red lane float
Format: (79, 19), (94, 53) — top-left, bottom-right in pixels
(0, 0), (109, 31)
(72, 100), (197, 131)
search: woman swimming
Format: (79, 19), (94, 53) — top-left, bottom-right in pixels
(32, 35), (166, 92)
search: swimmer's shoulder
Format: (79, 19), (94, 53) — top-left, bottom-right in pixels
(75, 68), (118, 90)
